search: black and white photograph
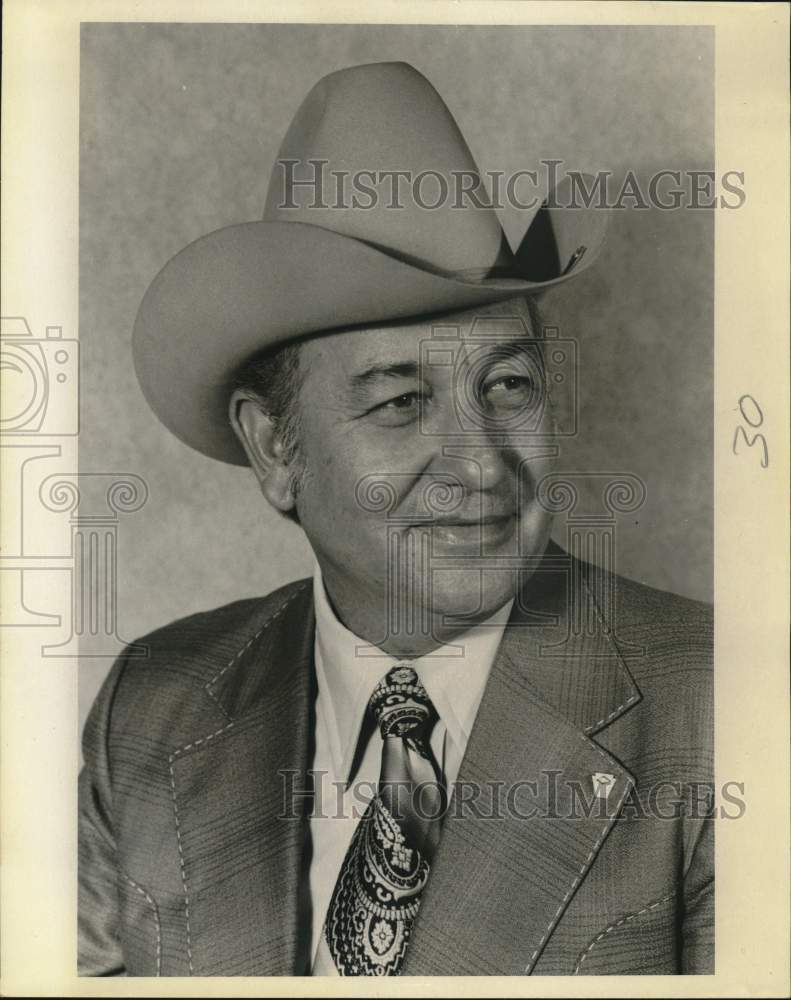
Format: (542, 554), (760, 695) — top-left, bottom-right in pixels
(1, 2), (789, 995)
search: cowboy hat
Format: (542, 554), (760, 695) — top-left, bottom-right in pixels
(132, 61), (609, 465)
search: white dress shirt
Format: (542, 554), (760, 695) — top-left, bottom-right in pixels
(308, 562), (513, 973)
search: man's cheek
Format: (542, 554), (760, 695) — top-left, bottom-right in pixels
(510, 448), (554, 501)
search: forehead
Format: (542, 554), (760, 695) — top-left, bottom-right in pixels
(302, 296), (538, 372)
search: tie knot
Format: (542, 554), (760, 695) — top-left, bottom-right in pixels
(369, 665), (437, 739)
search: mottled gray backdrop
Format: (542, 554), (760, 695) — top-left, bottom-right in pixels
(79, 23), (713, 730)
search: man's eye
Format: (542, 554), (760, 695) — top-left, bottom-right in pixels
(489, 376), (529, 392)
(366, 391), (422, 425)
(483, 375), (534, 402)
(384, 392), (420, 410)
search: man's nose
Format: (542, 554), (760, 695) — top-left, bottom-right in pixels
(422, 402), (512, 493)
(435, 441), (510, 494)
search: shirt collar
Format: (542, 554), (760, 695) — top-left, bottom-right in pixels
(312, 562), (513, 783)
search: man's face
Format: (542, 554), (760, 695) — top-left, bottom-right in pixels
(289, 297), (557, 647)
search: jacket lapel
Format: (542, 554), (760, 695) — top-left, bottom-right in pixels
(402, 549), (642, 975)
(168, 581), (315, 976)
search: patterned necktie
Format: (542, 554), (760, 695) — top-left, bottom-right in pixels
(321, 664), (445, 975)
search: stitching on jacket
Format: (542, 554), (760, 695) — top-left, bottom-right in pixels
(578, 570), (641, 733)
(583, 692), (640, 733)
(168, 757), (194, 974)
(121, 872), (162, 976)
(523, 717), (636, 974)
(167, 721), (236, 974)
(170, 722), (236, 760)
(166, 580), (309, 975)
(572, 890), (677, 974)
(203, 581), (310, 717)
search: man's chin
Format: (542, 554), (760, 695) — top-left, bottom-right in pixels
(421, 568), (519, 626)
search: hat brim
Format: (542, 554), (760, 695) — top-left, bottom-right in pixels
(133, 215), (607, 465)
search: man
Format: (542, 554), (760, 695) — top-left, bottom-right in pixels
(79, 61), (713, 976)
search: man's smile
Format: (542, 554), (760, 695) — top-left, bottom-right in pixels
(407, 512), (517, 548)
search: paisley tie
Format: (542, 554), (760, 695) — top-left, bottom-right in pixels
(319, 664), (445, 975)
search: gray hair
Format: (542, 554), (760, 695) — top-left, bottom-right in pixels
(232, 340), (307, 522)
(232, 341), (303, 461)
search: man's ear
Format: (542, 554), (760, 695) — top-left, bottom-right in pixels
(228, 390), (297, 513)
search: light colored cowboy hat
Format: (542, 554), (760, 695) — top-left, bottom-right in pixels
(133, 61), (609, 465)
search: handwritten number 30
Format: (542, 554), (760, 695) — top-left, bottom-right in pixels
(733, 394), (768, 468)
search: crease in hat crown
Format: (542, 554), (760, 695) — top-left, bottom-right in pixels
(263, 61), (511, 276)
(132, 60), (610, 466)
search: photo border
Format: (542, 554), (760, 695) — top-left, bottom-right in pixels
(1, 1), (788, 996)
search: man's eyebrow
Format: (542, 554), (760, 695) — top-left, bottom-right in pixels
(464, 338), (538, 364)
(345, 341), (538, 399)
(348, 361), (421, 390)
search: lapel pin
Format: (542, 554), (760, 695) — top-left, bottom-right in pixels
(592, 772), (616, 800)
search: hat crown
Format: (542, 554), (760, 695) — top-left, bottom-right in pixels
(263, 62), (511, 275)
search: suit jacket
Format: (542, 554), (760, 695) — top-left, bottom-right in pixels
(78, 544), (714, 976)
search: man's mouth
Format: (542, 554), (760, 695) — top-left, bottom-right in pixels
(419, 512), (515, 527)
(407, 512), (516, 547)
